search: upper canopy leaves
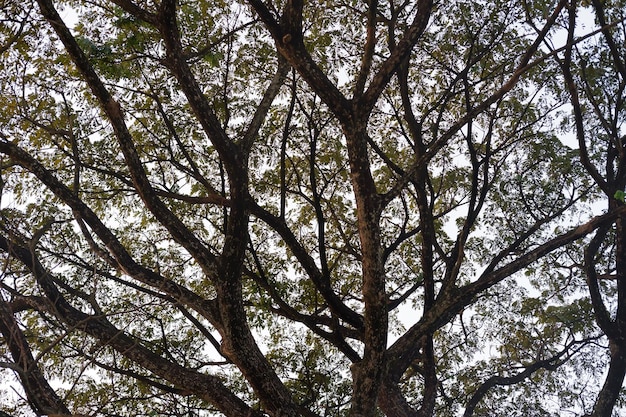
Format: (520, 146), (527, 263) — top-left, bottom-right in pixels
(0, 0), (625, 416)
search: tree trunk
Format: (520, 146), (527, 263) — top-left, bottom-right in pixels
(592, 341), (626, 417)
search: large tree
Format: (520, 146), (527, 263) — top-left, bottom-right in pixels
(0, 0), (625, 415)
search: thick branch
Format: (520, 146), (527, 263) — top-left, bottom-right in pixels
(353, 0), (379, 99)
(386, 205), (626, 378)
(0, 294), (71, 415)
(35, 0), (219, 275)
(359, 0), (433, 114)
(463, 337), (593, 417)
(0, 234), (261, 417)
(0, 139), (221, 328)
(246, 0), (352, 121)
(591, 340), (626, 417)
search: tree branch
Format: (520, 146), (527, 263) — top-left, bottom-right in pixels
(0, 234), (261, 417)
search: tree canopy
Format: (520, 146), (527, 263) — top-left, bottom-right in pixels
(0, 0), (625, 416)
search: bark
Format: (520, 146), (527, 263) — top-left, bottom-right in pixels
(386, 207), (626, 379)
(0, 139), (222, 328)
(0, 295), (71, 416)
(342, 124), (386, 417)
(0, 234), (262, 417)
(156, 3), (304, 415)
(250, 202), (364, 330)
(378, 381), (418, 417)
(591, 341), (626, 417)
(246, 0), (352, 121)
(35, 0), (219, 275)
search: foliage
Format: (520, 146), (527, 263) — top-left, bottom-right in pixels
(0, 0), (625, 416)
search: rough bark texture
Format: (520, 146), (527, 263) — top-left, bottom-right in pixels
(591, 341), (626, 417)
(0, 0), (624, 416)
(0, 296), (71, 416)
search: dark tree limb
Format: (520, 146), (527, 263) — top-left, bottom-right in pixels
(591, 340), (626, 417)
(35, 0), (220, 276)
(0, 294), (71, 416)
(463, 337), (597, 417)
(386, 205), (626, 380)
(0, 233), (262, 417)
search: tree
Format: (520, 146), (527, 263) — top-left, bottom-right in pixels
(0, 0), (624, 415)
